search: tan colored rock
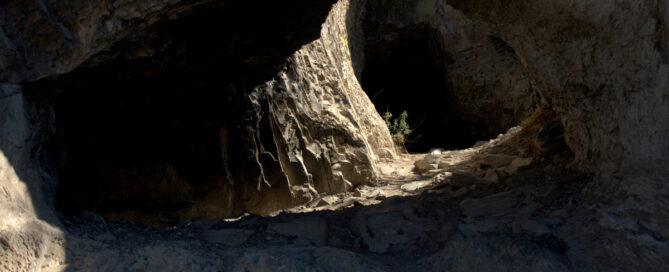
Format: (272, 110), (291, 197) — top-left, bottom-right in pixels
(415, 150), (442, 173)
(400, 180), (433, 192)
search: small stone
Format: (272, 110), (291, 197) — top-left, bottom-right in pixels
(400, 180), (433, 192)
(367, 189), (385, 199)
(317, 195), (339, 207)
(415, 150), (442, 173)
(379, 165), (396, 176)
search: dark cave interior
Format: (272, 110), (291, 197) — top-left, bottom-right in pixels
(22, 0), (334, 224)
(360, 23), (505, 152)
(19, 0), (521, 224)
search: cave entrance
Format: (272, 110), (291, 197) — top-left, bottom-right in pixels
(21, 1), (335, 226)
(24, 58), (266, 226)
(360, 23), (497, 153)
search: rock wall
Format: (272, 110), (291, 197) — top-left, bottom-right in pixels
(0, 0), (343, 269)
(447, 0), (669, 181)
(0, 83), (65, 271)
(250, 0), (396, 204)
(1, 0), (668, 270)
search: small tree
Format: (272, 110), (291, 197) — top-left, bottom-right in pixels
(383, 110), (412, 150)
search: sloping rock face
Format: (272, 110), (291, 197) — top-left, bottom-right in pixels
(443, 2), (669, 268)
(448, 0), (669, 179)
(251, 0), (396, 204)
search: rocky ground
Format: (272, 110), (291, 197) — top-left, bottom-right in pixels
(49, 125), (599, 271)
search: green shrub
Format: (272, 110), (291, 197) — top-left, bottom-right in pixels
(383, 110), (412, 150)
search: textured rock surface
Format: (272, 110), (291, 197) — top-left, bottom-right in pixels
(250, 0), (396, 203)
(0, 0), (668, 271)
(448, 0), (669, 178)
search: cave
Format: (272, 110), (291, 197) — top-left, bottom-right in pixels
(2, 0), (668, 270)
(20, 0), (335, 225)
(360, 24), (460, 152)
(359, 22), (528, 153)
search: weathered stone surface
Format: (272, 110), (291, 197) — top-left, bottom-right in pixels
(250, 0), (396, 202)
(460, 191), (519, 218)
(415, 150), (442, 173)
(449, 0), (669, 178)
(267, 217), (327, 246)
(0, 0), (668, 271)
(400, 180), (433, 192)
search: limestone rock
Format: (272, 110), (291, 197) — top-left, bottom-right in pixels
(415, 150), (442, 173)
(400, 180), (433, 192)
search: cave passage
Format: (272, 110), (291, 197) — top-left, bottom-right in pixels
(360, 23), (498, 152)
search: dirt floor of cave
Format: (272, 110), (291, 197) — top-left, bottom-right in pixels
(54, 124), (591, 271)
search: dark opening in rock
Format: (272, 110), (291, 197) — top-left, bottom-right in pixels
(360, 23), (467, 152)
(21, 0), (335, 226)
(360, 20), (534, 153)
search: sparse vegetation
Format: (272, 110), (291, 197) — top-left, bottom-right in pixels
(383, 110), (412, 150)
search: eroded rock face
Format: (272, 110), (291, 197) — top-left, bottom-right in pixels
(251, 0), (396, 206)
(1, 0), (669, 270)
(17, 0), (350, 225)
(447, 0), (669, 179)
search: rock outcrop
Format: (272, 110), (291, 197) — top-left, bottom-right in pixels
(447, 0), (669, 179)
(1, 0), (668, 271)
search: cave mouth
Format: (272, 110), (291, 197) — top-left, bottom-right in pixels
(360, 23), (505, 153)
(24, 60), (259, 226)
(20, 0), (340, 226)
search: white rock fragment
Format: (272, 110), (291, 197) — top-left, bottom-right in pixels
(400, 180), (433, 192)
(415, 150), (442, 173)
